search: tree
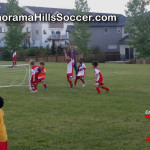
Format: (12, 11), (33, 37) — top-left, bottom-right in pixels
(71, 0), (91, 53)
(5, 0), (24, 50)
(125, 0), (150, 57)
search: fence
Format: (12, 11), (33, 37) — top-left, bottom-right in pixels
(25, 55), (83, 62)
(136, 58), (150, 64)
(25, 53), (120, 63)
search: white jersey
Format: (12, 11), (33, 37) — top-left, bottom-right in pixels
(77, 63), (86, 76)
(31, 66), (39, 75)
(94, 68), (100, 81)
(13, 52), (16, 57)
(67, 58), (74, 74)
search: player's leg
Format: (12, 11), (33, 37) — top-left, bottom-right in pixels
(41, 79), (48, 90)
(101, 85), (110, 92)
(80, 76), (85, 87)
(67, 74), (73, 88)
(74, 76), (80, 86)
(95, 82), (101, 94)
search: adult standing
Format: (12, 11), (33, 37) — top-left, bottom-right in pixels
(67, 45), (78, 75)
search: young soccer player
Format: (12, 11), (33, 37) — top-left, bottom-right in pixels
(0, 96), (8, 150)
(12, 50), (17, 67)
(92, 61), (110, 94)
(30, 60), (39, 92)
(37, 61), (48, 90)
(74, 58), (86, 87)
(64, 49), (75, 88)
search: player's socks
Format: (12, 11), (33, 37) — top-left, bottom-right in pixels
(96, 87), (101, 94)
(43, 83), (47, 89)
(74, 79), (77, 86)
(80, 79), (85, 84)
(101, 86), (109, 92)
(69, 81), (73, 88)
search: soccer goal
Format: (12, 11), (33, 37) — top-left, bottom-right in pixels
(0, 64), (30, 88)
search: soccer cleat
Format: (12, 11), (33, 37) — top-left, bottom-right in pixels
(82, 83), (86, 87)
(45, 88), (48, 90)
(106, 89), (110, 93)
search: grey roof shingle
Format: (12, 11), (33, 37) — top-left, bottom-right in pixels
(26, 6), (126, 27)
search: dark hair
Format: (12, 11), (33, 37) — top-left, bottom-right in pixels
(30, 60), (35, 66)
(79, 58), (83, 62)
(40, 61), (45, 66)
(0, 96), (4, 108)
(92, 61), (98, 67)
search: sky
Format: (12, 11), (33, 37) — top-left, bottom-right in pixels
(1, 0), (150, 15)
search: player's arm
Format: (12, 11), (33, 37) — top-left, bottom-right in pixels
(64, 49), (68, 60)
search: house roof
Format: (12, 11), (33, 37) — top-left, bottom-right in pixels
(0, 3), (30, 15)
(118, 35), (130, 44)
(26, 6), (126, 27)
(25, 6), (74, 15)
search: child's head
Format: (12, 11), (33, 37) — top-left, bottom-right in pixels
(39, 61), (45, 68)
(30, 60), (35, 66)
(79, 58), (83, 64)
(92, 61), (98, 68)
(0, 96), (4, 109)
(67, 54), (71, 60)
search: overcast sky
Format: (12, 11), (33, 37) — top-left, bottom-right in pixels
(1, 0), (150, 15)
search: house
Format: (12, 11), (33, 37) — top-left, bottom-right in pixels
(24, 6), (74, 48)
(0, 2), (32, 48)
(0, 2), (134, 60)
(66, 13), (134, 60)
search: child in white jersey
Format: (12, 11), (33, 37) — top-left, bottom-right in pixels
(74, 58), (86, 87)
(64, 49), (75, 88)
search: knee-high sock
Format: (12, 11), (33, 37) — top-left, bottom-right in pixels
(69, 81), (73, 87)
(43, 83), (47, 89)
(80, 78), (85, 84)
(74, 79), (77, 86)
(101, 86), (109, 91)
(96, 87), (101, 94)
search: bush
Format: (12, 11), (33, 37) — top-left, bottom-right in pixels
(2, 49), (11, 61)
(57, 46), (63, 55)
(27, 48), (39, 56)
(83, 53), (105, 63)
(90, 46), (102, 53)
(45, 45), (51, 56)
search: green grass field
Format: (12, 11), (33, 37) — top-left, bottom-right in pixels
(1, 62), (150, 150)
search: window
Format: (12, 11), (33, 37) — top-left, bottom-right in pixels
(36, 30), (39, 35)
(26, 27), (31, 33)
(108, 45), (117, 50)
(43, 30), (47, 34)
(104, 27), (109, 34)
(117, 27), (121, 33)
(0, 27), (5, 33)
(50, 22), (64, 28)
(52, 31), (55, 34)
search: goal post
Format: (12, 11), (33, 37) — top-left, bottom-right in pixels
(0, 64), (30, 88)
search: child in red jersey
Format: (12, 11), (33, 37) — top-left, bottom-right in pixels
(74, 58), (86, 87)
(64, 49), (75, 88)
(92, 61), (109, 94)
(12, 49), (17, 67)
(30, 60), (39, 92)
(37, 61), (48, 90)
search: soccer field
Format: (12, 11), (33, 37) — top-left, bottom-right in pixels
(0, 62), (150, 150)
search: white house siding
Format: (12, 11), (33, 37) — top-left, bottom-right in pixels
(0, 22), (7, 47)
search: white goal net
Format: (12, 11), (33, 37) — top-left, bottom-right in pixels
(0, 64), (30, 88)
